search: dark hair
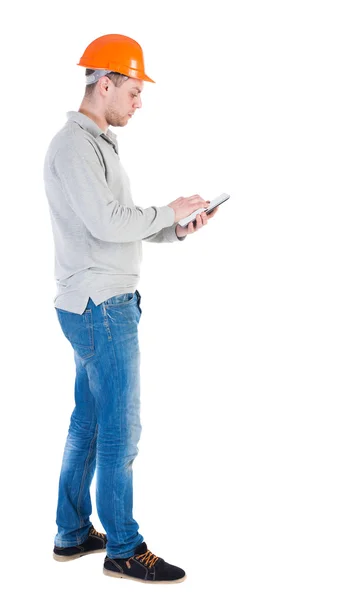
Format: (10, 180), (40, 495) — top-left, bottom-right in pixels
(84, 69), (129, 98)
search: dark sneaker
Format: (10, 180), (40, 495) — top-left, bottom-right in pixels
(53, 526), (107, 561)
(103, 542), (186, 584)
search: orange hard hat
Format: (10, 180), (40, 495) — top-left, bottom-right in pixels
(77, 34), (155, 83)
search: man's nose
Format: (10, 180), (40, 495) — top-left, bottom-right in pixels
(135, 96), (142, 109)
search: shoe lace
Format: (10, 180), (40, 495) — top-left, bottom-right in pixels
(90, 526), (106, 539)
(126, 549), (160, 569)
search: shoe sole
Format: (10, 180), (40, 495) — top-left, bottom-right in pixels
(103, 567), (186, 584)
(53, 548), (106, 562)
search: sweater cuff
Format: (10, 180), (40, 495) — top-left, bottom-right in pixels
(164, 224), (188, 243)
(160, 205), (176, 228)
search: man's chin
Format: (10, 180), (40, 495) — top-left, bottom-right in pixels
(110, 120), (127, 128)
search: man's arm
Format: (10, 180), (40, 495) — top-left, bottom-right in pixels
(52, 135), (175, 243)
(142, 222), (187, 243)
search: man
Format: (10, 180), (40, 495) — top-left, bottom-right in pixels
(43, 33), (219, 584)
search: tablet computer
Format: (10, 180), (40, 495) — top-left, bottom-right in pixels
(178, 193), (230, 227)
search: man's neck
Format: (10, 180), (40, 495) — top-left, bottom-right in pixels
(78, 107), (108, 134)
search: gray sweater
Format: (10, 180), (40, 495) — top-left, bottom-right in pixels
(43, 111), (185, 314)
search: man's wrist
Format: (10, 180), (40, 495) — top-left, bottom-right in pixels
(175, 225), (187, 240)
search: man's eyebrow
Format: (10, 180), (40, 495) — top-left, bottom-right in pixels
(131, 86), (143, 93)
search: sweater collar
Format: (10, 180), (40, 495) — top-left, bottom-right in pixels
(66, 111), (118, 150)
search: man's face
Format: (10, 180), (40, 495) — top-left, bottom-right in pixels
(105, 77), (143, 127)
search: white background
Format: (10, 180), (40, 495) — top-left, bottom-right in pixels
(2, 0), (356, 598)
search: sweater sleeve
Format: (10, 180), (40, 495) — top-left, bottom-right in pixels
(142, 222), (187, 243)
(52, 137), (175, 243)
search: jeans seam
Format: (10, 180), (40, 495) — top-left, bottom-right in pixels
(76, 423), (98, 542)
(105, 329), (126, 547)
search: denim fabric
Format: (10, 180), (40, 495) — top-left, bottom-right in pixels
(54, 290), (144, 558)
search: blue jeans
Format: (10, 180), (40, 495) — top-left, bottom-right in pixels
(54, 290), (144, 558)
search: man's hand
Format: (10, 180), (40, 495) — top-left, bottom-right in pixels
(175, 206), (219, 238)
(168, 194), (210, 223)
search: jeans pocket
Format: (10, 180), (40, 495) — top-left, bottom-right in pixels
(55, 308), (95, 359)
(103, 292), (136, 307)
(104, 291), (142, 318)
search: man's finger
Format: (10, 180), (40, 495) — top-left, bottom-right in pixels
(207, 207), (219, 219)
